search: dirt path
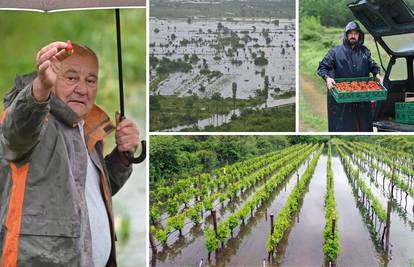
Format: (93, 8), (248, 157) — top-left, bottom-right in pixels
(300, 74), (327, 118)
(299, 73), (328, 131)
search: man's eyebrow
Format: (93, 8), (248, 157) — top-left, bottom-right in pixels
(87, 73), (98, 79)
(64, 69), (79, 74)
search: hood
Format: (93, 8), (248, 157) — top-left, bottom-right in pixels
(343, 21), (365, 47)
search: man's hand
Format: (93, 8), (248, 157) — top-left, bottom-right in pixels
(326, 77), (336, 90)
(33, 41), (70, 102)
(375, 73), (384, 84)
(115, 112), (140, 160)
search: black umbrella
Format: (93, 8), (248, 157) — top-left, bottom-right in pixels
(0, 0), (146, 163)
(0, 0), (145, 11)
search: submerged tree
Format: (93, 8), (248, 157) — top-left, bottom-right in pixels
(232, 82), (237, 110)
(264, 76), (269, 102)
(217, 22), (224, 32)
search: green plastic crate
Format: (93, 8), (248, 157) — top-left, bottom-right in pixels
(395, 102), (414, 125)
(330, 77), (388, 103)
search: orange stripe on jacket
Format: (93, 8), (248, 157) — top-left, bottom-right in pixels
(0, 110), (8, 124)
(1, 163), (30, 267)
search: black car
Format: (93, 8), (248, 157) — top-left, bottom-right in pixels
(349, 0), (414, 131)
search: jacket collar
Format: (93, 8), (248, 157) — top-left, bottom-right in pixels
(83, 105), (115, 152)
(49, 88), (115, 152)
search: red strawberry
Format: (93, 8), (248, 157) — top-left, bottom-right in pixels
(65, 40), (74, 56)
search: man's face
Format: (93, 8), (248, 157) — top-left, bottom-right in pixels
(54, 52), (98, 119)
(347, 30), (359, 46)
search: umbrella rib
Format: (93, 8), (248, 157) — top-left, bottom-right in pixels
(46, 6), (146, 13)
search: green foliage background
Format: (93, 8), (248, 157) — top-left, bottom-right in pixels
(300, 0), (414, 28)
(150, 135), (414, 186)
(149, 135), (332, 184)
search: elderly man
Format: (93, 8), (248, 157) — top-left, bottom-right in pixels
(0, 41), (140, 266)
(317, 21), (383, 132)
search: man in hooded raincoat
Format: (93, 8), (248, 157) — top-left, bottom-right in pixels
(317, 21), (383, 132)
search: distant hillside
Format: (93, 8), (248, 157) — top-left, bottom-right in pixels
(150, 0), (295, 19)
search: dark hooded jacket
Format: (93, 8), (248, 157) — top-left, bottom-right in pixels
(317, 21), (381, 132)
(0, 73), (132, 266)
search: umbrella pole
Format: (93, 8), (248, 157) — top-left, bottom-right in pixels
(115, 8), (125, 117)
(115, 8), (146, 164)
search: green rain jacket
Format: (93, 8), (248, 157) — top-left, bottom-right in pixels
(0, 73), (132, 266)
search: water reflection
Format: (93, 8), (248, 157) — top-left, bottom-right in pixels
(163, 97), (295, 131)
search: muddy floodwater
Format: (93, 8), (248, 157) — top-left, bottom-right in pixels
(346, 151), (414, 266)
(278, 155), (327, 266)
(331, 154), (379, 266)
(217, 156), (313, 266)
(150, 17), (295, 98)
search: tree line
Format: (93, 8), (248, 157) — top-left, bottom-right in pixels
(300, 0), (414, 28)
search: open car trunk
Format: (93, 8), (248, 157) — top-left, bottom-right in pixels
(348, 0), (414, 131)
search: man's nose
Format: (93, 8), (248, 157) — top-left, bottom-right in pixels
(74, 80), (88, 95)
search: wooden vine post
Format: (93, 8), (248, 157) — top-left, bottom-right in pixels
(385, 199), (392, 254)
(212, 209), (218, 236)
(150, 230), (158, 255)
(268, 213), (275, 261)
(270, 213), (274, 235)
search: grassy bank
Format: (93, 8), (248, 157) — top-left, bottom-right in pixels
(150, 94), (267, 131)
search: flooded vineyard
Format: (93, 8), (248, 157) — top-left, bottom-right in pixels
(150, 140), (414, 266)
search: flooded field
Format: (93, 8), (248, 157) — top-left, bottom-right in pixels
(150, 17), (295, 98)
(331, 154), (379, 266)
(152, 155), (312, 266)
(150, 141), (414, 266)
(278, 155), (327, 266)
(149, 17), (296, 131)
(343, 149), (414, 266)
